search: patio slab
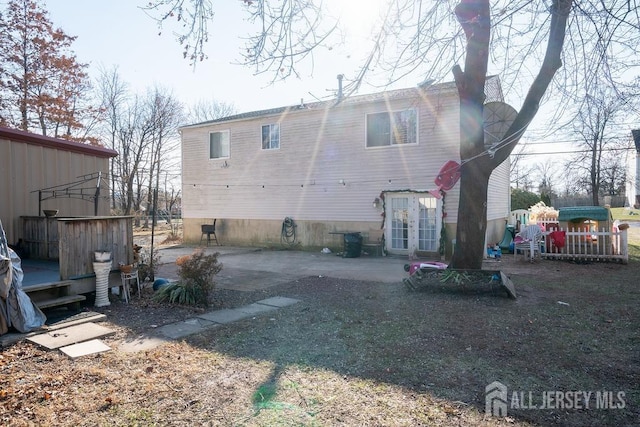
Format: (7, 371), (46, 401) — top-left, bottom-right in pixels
(236, 303), (279, 316)
(27, 322), (115, 350)
(256, 296), (301, 308)
(197, 308), (252, 324)
(59, 339), (111, 359)
(158, 317), (219, 339)
(118, 335), (169, 353)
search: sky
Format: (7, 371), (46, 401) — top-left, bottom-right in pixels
(43, 0), (389, 114)
(6, 0), (638, 193)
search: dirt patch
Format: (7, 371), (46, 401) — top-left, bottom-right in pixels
(1, 230), (639, 426)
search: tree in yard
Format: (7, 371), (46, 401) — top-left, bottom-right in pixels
(534, 160), (558, 206)
(94, 69), (185, 220)
(96, 66), (130, 210)
(0, 0), (96, 141)
(567, 86), (637, 206)
(187, 98), (237, 124)
(115, 95), (152, 216)
(142, 86), (184, 227)
(145, 0), (639, 270)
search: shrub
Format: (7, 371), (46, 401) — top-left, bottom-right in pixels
(511, 187), (540, 210)
(137, 246), (162, 282)
(154, 250), (222, 306)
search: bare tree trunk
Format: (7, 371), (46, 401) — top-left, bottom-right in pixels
(450, 0), (572, 270)
(450, 0), (491, 270)
(591, 143), (600, 205)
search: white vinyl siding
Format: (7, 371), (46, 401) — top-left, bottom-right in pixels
(209, 130), (230, 159)
(261, 124), (280, 150)
(366, 109), (417, 147)
(181, 85), (472, 225)
(487, 157), (511, 220)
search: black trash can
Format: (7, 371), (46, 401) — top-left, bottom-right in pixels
(343, 232), (362, 258)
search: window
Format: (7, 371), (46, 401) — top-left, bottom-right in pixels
(209, 131), (230, 159)
(261, 123), (280, 150)
(366, 109), (417, 147)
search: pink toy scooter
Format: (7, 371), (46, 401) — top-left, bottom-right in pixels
(404, 261), (448, 275)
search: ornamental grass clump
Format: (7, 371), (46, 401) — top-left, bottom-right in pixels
(154, 250), (222, 306)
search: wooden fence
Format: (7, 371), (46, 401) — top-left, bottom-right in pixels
(540, 227), (628, 264)
(57, 216), (134, 281)
(21, 216), (60, 259)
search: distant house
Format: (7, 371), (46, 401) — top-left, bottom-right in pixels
(0, 126), (117, 245)
(627, 129), (640, 208)
(179, 78), (511, 256)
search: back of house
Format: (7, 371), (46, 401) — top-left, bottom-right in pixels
(180, 77), (510, 257)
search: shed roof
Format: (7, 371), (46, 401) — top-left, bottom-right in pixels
(0, 126), (117, 158)
(558, 206), (612, 222)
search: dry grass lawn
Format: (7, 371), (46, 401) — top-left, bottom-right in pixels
(1, 225), (639, 426)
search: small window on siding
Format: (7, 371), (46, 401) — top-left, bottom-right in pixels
(261, 123), (280, 150)
(366, 109), (417, 147)
(209, 130), (230, 159)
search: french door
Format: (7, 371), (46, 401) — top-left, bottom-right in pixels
(384, 193), (441, 256)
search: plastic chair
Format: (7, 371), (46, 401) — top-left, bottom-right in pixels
(513, 224), (544, 262)
(200, 219), (219, 246)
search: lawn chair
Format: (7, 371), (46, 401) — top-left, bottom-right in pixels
(513, 224), (544, 262)
(200, 219), (219, 246)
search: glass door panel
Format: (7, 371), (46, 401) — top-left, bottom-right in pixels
(418, 197), (437, 251)
(390, 197), (409, 250)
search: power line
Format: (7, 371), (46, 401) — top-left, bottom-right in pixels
(520, 138), (633, 145)
(513, 147), (635, 156)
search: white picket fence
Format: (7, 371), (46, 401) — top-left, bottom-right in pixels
(509, 210), (559, 232)
(540, 227), (628, 264)
(508, 209), (629, 263)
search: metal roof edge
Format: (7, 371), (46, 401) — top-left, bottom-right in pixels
(0, 126), (117, 158)
(180, 81), (460, 130)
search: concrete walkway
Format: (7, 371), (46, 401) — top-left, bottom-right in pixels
(157, 296), (300, 339)
(118, 246), (410, 352)
(119, 296), (301, 352)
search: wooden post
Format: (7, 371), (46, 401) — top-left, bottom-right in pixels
(621, 229), (628, 264)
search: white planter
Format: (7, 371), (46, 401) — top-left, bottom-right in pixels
(94, 251), (111, 262)
(93, 261), (111, 307)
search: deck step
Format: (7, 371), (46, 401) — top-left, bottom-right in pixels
(35, 295), (86, 310)
(24, 280), (75, 294)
